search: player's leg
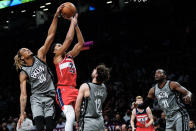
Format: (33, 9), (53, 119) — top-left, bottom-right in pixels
(98, 117), (105, 131)
(30, 95), (45, 131)
(57, 86), (77, 130)
(45, 116), (56, 131)
(63, 105), (75, 131)
(44, 96), (56, 131)
(165, 118), (176, 131)
(175, 114), (190, 131)
(34, 116), (45, 131)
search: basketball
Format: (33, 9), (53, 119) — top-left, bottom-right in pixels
(61, 2), (76, 18)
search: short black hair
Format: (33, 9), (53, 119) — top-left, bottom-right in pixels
(50, 43), (61, 53)
(156, 69), (167, 75)
(96, 64), (110, 84)
(50, 43), (57, 53)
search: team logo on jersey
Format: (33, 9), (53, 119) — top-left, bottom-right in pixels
(31, 65), (45, 78)
(157, 91), (169, 108)
(137, 115), (148, 124)
(30, 66), (46, 83)
(157, 91), (168, 99)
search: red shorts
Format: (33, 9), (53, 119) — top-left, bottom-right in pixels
(136, 127), (155, 131)
(56, 86), (78, 109)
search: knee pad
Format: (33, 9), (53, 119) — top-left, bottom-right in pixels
(45, 116), (56, 131)
(34, 116), (45, 131)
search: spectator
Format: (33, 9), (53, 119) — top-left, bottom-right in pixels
(127, 124), (132, 131)
(115, 125), (121, 131)
(6, 117), (13, 131)
(11, 122), (16, 131)
(189, 120), (196, 131)
(0, 122), (9, 131)
(112, 113), (126, 131)
(123, 109), (131, 123)
(104, 115), (112, 131)
(157, 112), (166, 129)
(55, 117), (65, 131)
(154, 121), (164, 131)
(123, 109), (132, 130)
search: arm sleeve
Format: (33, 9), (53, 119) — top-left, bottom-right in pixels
(137, 97), (154, 109)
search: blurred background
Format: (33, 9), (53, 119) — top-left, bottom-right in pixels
(0, 0), (196, 130)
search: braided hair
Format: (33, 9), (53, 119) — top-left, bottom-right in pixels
(14, 49), (25, 71)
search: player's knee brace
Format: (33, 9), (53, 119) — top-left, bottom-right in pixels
(45, 116), (56, 131)
(34, 116), (45, 131)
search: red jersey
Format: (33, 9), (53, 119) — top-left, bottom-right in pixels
(136, 108), (154, 131)
(55, 55), (77, 87)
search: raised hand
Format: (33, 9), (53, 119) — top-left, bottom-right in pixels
(72, 13), (78, 26)
(55, 3), (65, 17)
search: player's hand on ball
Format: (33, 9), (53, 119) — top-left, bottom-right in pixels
(183, 95), (191, 104)
(65, 13), (78, 26)
(17, 114), (25, 128)
(55, 4), (64, 17)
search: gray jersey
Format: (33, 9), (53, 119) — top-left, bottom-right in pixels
(154, 80), (188, 119)
(22, 56), (55, 96)
(84, 83), (107, 118)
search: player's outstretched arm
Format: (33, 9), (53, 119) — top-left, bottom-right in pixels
(55, 14), (77, 57)
(37, 4), (64, 62)
(17, 71), (28, 129)
(68, 16), (84, 58)
(137, 87), (155, 109)
(170, 81), (192, 104)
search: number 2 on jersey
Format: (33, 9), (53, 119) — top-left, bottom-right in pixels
(69, 63), (75, 74)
